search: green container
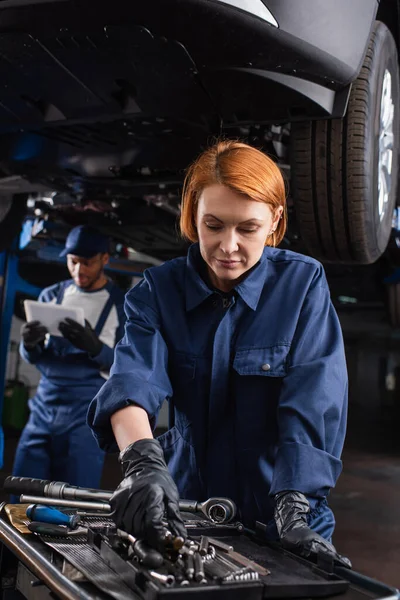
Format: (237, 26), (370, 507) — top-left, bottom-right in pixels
(3, 380), (29, 430)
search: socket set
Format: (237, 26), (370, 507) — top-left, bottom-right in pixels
(81, 518), (349, 600)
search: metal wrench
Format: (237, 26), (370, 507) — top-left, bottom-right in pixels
(179, 498), (237, 523)
(7, 476), (237, 524)
(20, 493), (236, 524)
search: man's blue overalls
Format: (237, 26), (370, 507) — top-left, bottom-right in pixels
(12, 280), (120, 490)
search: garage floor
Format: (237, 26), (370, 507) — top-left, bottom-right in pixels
(329, 408), (400, 588)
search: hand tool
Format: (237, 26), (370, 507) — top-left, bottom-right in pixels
(203, 557), (230, 580)
(75, 510), (113, 518)
(193, 552), (207, 584)
(116, 529), (163, 568)
(4, 476), (112, 502)
(5, 476), (237, 524)
(207, 537), (233, 553)
(28, 522), (88, 537)
(179, 497), (237, 523)
(148, 571), (175, 587)
(20, 495), (111, 512)
(216, 546), (270, 577)
(222, 567), (260, 582)
(213, 554), (239, 577)
(26, 505), (81, 529)
(199, 535), (209, 556)
(185, 553), (195, 581)
(162, 530), (185, 552)
(28, 520), (163, 569)
(203, 545), (216, 562)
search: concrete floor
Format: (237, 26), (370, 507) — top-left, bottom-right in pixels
(329, 407), (400, 588)
(331, 447), (400, 587)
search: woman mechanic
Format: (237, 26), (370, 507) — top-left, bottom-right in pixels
(88, 140), (349, 566)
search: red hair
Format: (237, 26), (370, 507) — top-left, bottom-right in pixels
(180, 140), (287, 246)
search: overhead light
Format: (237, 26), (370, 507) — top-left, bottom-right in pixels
(211, 0), (278, 27)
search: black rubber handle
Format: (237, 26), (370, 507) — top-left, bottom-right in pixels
(133, 540), (164, 568)
(3, 476), (50, 496)
(28, 522), (70, 537)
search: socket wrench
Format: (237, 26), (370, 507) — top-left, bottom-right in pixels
(179, 498), (237, 523)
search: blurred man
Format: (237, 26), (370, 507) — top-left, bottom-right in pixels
(13, 225), (125, 489)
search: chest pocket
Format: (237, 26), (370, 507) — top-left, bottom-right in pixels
(233, 344), (290, 377)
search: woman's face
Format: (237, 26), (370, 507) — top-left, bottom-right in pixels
(196, 184), (283, 292)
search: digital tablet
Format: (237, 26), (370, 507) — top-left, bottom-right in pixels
(23, 300), (85, 337)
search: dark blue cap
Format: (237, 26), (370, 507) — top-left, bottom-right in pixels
(59, 225), (109, 258)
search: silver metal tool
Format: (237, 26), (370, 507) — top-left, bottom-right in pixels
(148, 571), (175, 587)
(179, 497), (237, 523)
(76, 511), (113, 518)
(208, 537), (234, 553)
(199, 536), (209, 556)
(4, 476), (112, 502)
(219, 547), (270, 577)
(223, 567), (260, 582)
(7, 476), (237, 524)
(194, 552), (207, 584)
(185, 554), (195, 581)
(20, 495), (111, 512)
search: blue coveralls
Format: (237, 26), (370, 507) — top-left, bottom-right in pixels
(13, 279), (125, 488)
(88, 244), (348, 539)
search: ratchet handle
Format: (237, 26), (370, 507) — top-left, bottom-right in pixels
(3, 476), (51, 496)
(178, 500), (198, 513)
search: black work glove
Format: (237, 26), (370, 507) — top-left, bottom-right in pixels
(110, 438), (187, 552)
(58, 318), (103, 356)
(21, 320), (48, 350)
(274, 491), (352, 568)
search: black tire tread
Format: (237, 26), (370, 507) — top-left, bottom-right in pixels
(291, 21), (399, 264)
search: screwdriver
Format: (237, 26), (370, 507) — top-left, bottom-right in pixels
(26, 504), (81, 529)
(28, 522), (87, 537)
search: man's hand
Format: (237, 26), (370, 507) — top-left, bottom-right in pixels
(21, 320), (48, 350)
(274, 491), (352, 568)
(58, 318), (102, 356)
(110, 438), (187, 552)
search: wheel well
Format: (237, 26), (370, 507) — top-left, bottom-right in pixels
(377, 0), (400, 53)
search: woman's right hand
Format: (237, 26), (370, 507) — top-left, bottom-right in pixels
(110, 438), (187, 552)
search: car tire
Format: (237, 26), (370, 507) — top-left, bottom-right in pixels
(0, 196), (27, 252)
(291, 21), (400, 264)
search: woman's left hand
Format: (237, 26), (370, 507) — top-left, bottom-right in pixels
(274, 491), (352, 568)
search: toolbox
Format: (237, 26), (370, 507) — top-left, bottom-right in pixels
(0, 502), (398, 600)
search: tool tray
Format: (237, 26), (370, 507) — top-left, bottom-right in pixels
(0, 506), (397, 600)
(88, 519), (349, 599)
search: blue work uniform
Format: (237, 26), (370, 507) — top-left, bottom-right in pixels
(88, 244), (348, 539)
(13, 279), (125, 489)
